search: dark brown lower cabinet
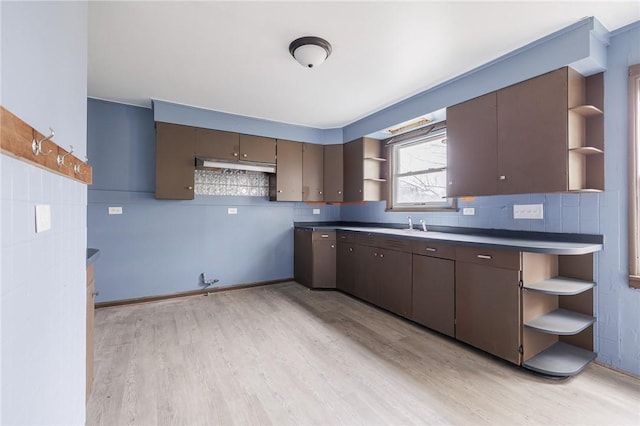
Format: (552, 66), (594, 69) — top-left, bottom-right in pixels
(412, 255), (455, 337)
(353, 244), (411, 317)
(455, 261), (521, 364)
(294, 229), (336, 288)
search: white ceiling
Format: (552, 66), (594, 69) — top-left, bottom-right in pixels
(88, 1), (639, 130)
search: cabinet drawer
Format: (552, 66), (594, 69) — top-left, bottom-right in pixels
(411, 241), (456, 259)
(356, 233), (380, 247)
(312, 231), (336, 242)
(337, 231), (355, 243)
(456, 246), (521, 270)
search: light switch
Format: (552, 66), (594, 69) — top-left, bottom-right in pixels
(35, 204), (51, 233)
(228, 207), (238, 215)
(108, 206), (123, 215)
(513, 204), (544, 219)
(313, 208), (321, 215)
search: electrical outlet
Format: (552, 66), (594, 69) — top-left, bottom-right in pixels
(313, 208), (321, 215)
(227, 207), (238, 215)
(108, 206), (123, 215)
(513, 204), (544, 219)
(463, 207), (475, 216)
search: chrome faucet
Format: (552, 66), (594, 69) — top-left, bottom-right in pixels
(419, 219), (428, 232)
(407, 216), (413, 231)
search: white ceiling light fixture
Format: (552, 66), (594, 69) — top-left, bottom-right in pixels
(289, 36), (332, 68)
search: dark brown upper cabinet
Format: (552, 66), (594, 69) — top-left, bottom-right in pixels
(270, 139), (303, 201)
(239, 134), (276, 163)
(343, 137), (384, 202)
(446, 67), (604, 197)
(155, 122), (196, 200)
(323, 144), (344, 202)
(302, 143), (324, 202)
(195, 128), (239, 161)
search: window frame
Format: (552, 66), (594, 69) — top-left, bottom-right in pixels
(629, 64), (640, 289)
(385, 128), (458, 213)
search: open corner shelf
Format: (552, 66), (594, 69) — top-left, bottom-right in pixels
(524, 276), (594, 295)
(569, 105), (603, 117)
(524, 309), (595, 335)
(568, 188), (604, 193)
(523, 342), (596, 377)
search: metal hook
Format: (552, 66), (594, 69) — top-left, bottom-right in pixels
(73, 157), (88, 175)
(57, 145), (74, 168)
(31, 128), (54, 156)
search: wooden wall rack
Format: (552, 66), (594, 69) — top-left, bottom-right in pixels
(1, 106), (92, 185)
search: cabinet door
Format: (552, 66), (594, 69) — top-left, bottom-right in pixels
(155, 122), (195, 200)
(239, 134), (276, 163)
(312, 240), (336, 288)
(195, 128), (239, 161)
(337, 242), (357, 295)
(355, 245), (377, 304)
(377, 249), (412, 318)
(274, 139), (303, 201)
(455, 261), (521, 364)
(497, 68), (568, 194)
(412, 255), (455, 337)
(343, 138), (364, 202)
(324, 144), (344, 202)
(446, 92), (498, 197)
(303, 143), (324, 201)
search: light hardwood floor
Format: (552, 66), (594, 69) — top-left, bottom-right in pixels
(87, 282), (640, 425)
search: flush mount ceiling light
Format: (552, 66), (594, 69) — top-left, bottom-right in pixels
(289, 36), (332, 68)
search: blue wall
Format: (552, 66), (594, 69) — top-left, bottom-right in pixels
(1, 1), (88, 423)
(87, 99), (340, 302)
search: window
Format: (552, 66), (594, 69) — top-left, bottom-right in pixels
(629, 64), (640, 289)
(387, 128), (456, 211)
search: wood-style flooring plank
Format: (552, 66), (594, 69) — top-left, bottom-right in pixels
(87, 282), (640, 426)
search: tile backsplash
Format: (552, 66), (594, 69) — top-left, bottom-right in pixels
(195, 169), (269, 197)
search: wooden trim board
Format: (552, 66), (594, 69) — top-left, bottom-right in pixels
(95, 278), (292, 309)
(1, 106), (92, 184)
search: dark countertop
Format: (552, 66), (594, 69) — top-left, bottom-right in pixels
(294, 223), (603, 255)
(87, 248), (100, 266)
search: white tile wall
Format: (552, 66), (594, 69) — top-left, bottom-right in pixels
(0, 154), (87, 424)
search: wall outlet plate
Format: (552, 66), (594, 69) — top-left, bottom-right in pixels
(227, 207), (238, 215)
(108, 206), (123, 215)
(513, 204), (544, 219)
(463, 207), (475, 216)
(313, 208), (321, 215)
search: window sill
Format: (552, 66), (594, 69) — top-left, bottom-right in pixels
(630, 275), (640, 290)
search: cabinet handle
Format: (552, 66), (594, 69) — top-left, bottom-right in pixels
(319, 191), (323, 195)
(338, 191), (342, 194)
(187, 186), (193, 190)
(379, 253), (384, 258)
(330, 244), (335, 248)
(349, 248), (353, 252)
(358, 189), (362, 193)
(277, 190), (283, 193)
(425, 247), (437, 252)
(233, 152), (238, 157)
(321, 234), (329, 238)
(340, 235), (346, 239)
(374, 252), (378, 257)
(499, 175), (506, 181)
(242, 153), (248, 158)
(477, 254), (492, 260)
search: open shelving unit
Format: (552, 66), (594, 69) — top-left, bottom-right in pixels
(567, 71), (604, 192)
(521, 253), (596, 377)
